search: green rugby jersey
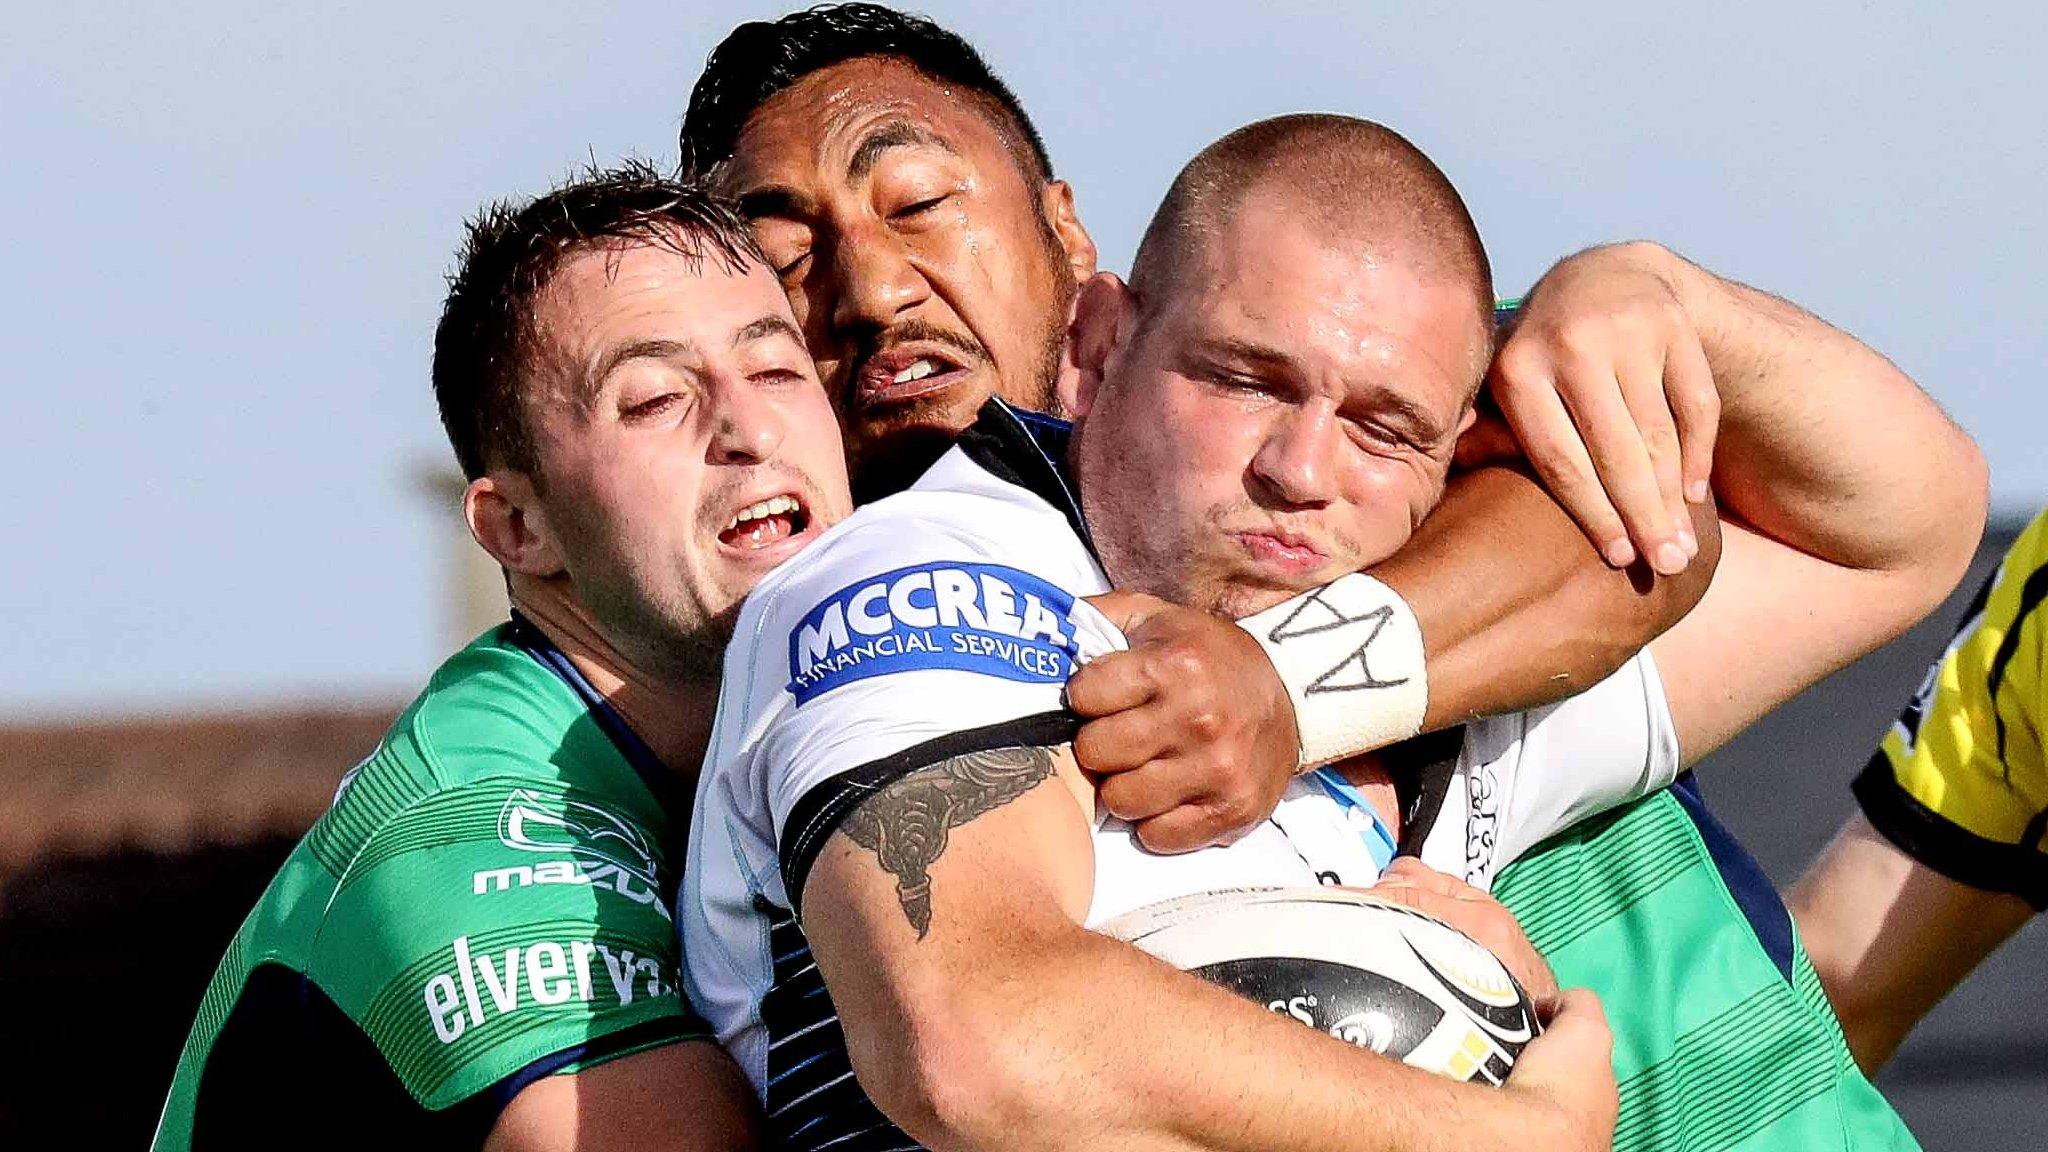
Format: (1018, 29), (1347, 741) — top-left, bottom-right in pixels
(153, 617), (710, 1151)
(1495, 776), (1918, 1152)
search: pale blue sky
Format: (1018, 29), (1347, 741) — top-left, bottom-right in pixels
(6, 2), (2042, 718)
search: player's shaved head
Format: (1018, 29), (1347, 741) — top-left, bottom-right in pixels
(1065, 114), (1499, 619)
(1129, 114), (1493, 358)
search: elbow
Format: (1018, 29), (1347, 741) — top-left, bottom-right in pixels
(1611, 498), (1725, 656)
(1879, 431), (1990, 642)
(847, 986), (1090, 1152)
(1927, 435), (1991, 604)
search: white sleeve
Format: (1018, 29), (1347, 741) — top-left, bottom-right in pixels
(1490, 650), (1682, 868)
(713, 506), (1121, 915)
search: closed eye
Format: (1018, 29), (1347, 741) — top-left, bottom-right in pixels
(891, 194), (949, 220)
(622, 393), (689, 421)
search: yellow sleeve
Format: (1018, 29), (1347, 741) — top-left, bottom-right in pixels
(1853, 509), (2048, 908)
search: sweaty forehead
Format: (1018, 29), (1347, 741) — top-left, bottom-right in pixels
(721, 57), (1021, 192)
(1174, 209), (1488, 405)
(528, 244), (787, 385)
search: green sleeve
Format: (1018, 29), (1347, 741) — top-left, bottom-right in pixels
(308, 778), (707, 1110)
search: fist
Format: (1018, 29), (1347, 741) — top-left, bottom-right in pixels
(1504, 989), (1618, 1151)
(1367, 857), (1561, 1012)
(1071, 591), (1299, 853)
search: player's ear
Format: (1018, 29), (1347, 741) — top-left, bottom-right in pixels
(1058, 272), (1135, 419)
(464, 470), (565, 578)
(1040, 180), (1098, 282)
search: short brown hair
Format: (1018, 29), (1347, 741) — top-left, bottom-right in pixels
(432, 161), (766, 480)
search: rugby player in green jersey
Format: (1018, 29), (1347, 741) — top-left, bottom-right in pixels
(151, 173), (826, 1151)
(680, 5), (1982, 1148)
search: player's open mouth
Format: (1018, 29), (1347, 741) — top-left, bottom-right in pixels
(853, 345), (973, 409)
(717, 493), (813, 554)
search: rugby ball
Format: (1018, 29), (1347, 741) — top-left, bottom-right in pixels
(1100, 887), (1537, 1084)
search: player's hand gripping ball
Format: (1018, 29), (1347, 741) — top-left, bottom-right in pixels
(1102, 887), (1540, 1083)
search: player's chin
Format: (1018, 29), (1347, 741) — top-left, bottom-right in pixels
(846, 396), (991, 501)
(1210, 570), (1327, 622)
(1200, 582), (1280, 622)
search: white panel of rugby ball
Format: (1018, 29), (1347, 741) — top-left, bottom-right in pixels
(1100, 887), (1539, 1084)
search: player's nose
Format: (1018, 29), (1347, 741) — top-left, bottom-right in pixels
(706, 373), (789, 466)
(828, 223), (930, 338)
(1250, 401), (1341, 507)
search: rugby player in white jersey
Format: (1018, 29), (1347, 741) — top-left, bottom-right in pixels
(681, 6), (1733, 864)
(683, 105), (1985, 1151)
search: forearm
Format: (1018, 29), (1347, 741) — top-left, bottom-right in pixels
(1662, 247), (1986, 592)
(837, 913), (1570, 1152)
(1375, 464), (1719, 728)
(1789, 813), (2034, 1073)
(805, 774), (1577, 1152)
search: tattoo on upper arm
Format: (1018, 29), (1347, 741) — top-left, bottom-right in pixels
(838, 745), (1057, 938)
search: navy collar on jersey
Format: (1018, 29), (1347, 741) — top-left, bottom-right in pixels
(503, 610), (687, 817)
(949, 397), (1097, 558)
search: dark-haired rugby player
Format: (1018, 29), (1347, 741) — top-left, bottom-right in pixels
(153, 170), (805, 1152)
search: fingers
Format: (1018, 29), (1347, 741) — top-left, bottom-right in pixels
(1373, 856), (1478, 899)
(1491, 359), (1634, 567)
(1082, 589), (1169, 633)
(1558, 361), (1684, 575)
(1535, 988), (1611, 1050)
(1615, 341), (1693, 559)
(1065, 649), (1158, 719)
(1094, 759), (1181, 821)
(1130, 799), (1248, 854)
(1664, 331), (1720, 505)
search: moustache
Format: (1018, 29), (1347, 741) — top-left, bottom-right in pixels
(843, 320), (987, 405)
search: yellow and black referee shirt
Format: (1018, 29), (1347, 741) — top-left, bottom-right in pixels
(1855, 508), (2048, 908)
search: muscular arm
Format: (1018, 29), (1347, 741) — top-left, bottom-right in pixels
(801, 742), (1615, 1152)
(1635, 247), (1988, 762)
(1381, 464), (1720, 728)
(1789, 814), (2033, 1073)
(486, 1042), (762, 1152)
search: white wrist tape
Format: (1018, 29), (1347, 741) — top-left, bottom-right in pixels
(1237, 572), (1428, 770)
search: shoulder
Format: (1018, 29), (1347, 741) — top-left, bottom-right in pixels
(205, 634), (700, 1117)
(730, 446), (1105, 695)
(751, 448), (1087, 608)
(311, 627), (650, 864)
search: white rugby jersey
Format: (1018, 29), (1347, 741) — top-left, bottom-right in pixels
(682, 402), (1681, 1152)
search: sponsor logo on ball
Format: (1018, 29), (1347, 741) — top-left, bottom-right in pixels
(1328, 1009), (1397, 1053)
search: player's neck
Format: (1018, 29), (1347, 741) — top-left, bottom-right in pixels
(509, 585), (718, 780)
(1330, 753), (1405, 838)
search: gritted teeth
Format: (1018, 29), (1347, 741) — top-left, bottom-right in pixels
(724, 494), (802, 534)
(891, 358), (939, 385)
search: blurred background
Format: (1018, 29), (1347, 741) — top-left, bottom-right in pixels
(4, 1), (2042, 1145)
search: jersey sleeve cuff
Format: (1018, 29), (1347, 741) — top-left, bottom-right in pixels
(473, 1015), (714, 1127)
(778, 710), (1080, 920)
(1853, 751), (2048, 910)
